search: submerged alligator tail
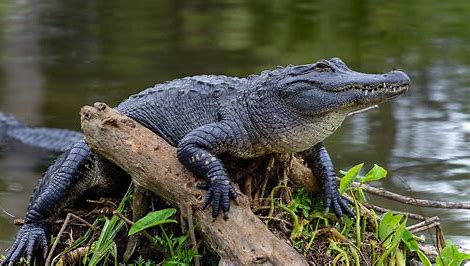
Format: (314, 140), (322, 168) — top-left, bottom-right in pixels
(0, 112), (83, 152)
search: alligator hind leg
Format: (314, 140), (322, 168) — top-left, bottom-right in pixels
(1, 139), (93, 265)
(301, 142), (354, 218)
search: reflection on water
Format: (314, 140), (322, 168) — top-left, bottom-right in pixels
(0, 0), (469, 252)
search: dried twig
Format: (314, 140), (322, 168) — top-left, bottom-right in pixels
(86, 198), (118, 208)
(187, 205), (200, 266)
(361, 202), (427, 220)
(435, 225), (446, 251)
(258, 216), (293, 227)
(411, 222), (441, 234)
(407, 216), (440, 232)
(347, 180), (470, 209)
(259, 157), (276, 202)
(347, 105), (379, 116)
(45, 213), (96, 266)
(0, 206), (15, 218)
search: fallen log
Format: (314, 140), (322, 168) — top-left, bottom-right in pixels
(80, 102), (308, 265)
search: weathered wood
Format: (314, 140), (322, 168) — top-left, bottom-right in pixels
(289, 156), (319, 194)
(80, 103), (307, 266)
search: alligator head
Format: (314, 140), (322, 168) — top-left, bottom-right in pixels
(274, 57), (410, 116)
(247, 57), (410, 153)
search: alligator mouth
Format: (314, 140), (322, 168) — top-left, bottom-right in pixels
(330, 81), (410, 114)
(334, 82), (410, 95)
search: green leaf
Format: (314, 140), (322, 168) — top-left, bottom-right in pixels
(379, 211), (403, 245)
(129, 208), (178, 236)
(357, 189), (367, 203)
(395, 248), (406, 266)
(176, 235), (187, 247)
(88, 187), (133, 265)
(379, 211), (393, 242)
(416, 250), (432, 266)
(302, 208), (310, 218)
(289, 188), (312, 218)
(393, 217), (407, 244)
(401, 229), (419, 251)
(377, 241), (400, 265)
(437, 240), (470, 266)
(339, 163), (364, 194)
(360, 164), (387, 183)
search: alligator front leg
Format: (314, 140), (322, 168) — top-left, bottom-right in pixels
(1, 139), (91, 265)
(302, 142), (354, 218)
(177, 122), (238, 218)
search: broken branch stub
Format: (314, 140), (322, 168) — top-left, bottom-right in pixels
(80, 102), (307, 266)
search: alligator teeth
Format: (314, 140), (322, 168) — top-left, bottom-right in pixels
(393, 87), (396, 92)
(364, 90), (368, 96)
(383, 83), (386, 88)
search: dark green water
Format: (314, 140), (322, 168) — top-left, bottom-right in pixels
(0, 0), (469, 252)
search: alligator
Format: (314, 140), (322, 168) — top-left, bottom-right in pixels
(0, 57), (410, 264)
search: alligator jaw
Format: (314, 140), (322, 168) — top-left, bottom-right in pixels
(355, 82), (409, 95)
(334, 72), (411, 112)
(353, 81), (410, 103)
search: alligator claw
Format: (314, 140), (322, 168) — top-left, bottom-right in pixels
(197, 181), (210, 190)
(201, 189), (214, 210)
(199, 177), (237, 218)
(339, 196), (355, 217)
(323, 191), (355, 218)
(1, 223), (49, 265)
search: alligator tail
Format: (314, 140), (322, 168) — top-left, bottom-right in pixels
(0, 112), (83, 152)
(0, 112), (26, 142)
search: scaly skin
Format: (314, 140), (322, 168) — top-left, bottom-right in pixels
(1, 58), (410, 264)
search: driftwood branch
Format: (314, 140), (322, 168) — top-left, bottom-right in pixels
(348, 181), (470, 210)
(80, 103), (307, 266)
(360, 201), (427, 220)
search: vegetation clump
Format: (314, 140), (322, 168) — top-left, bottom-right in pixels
(5, 162), (469, 265)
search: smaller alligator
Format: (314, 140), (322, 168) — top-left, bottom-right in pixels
(1, 58), (410, 265)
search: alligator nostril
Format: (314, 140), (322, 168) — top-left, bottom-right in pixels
(390, 70), (411, 83)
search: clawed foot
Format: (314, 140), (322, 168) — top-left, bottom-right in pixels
(1, 223), (49, 265)
(198, 177), (238, 219)
(323, 189), (355, 218)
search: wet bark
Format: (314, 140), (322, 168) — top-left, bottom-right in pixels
(80, 102), (308, 266)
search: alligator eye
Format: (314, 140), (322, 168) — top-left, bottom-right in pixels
(314, 62), (334, 72)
